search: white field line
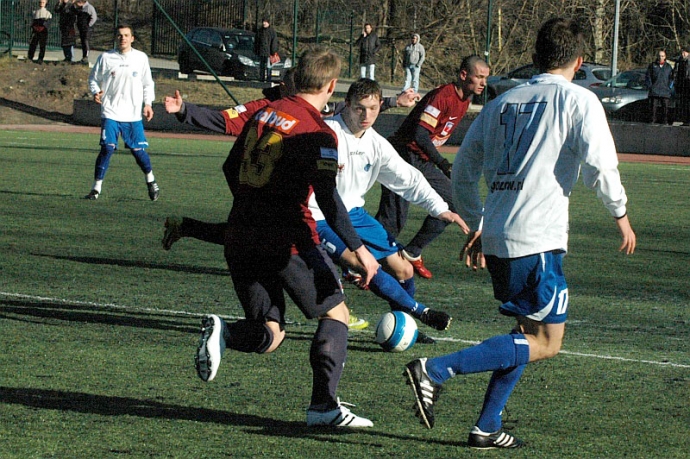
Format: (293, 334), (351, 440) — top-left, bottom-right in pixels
(2, 291), (689, 369)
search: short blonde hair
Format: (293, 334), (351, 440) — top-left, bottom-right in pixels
(294, 47), (341, 94)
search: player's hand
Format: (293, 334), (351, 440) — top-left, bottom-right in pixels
(436, 211), (469, 234)
(439, 159), (452, 178)
(164, 90), (184, 114)
(93, 91), (103, 104)
(143, 105), (154, 122)
(353, 245), (380, 287)
(396, 88), (421, 107)
(462, 231), (485, 270)
(615, 214), (636, 255)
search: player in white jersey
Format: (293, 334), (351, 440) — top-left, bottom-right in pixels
(312, 78), (469, 334)
(84, 24), (159, 201)
(403, 18), (636, 449)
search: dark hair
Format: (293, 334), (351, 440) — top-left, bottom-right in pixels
(346, 78), (382, 104)
(116, 23), (135, 37)
(293, 47), (342, 94)
(682, 44), (690, 53)
(459, 55), (488, 76)
(533, 17), (585, 73)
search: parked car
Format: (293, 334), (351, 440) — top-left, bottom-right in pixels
(590, 69), (649, 119)
(178, 27), (292, 81)
(484, 62), (611, 101)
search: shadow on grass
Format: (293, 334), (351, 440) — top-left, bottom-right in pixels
(34, 252), (230, 276)
(0, 298), (199, 333)
(0, 97), (72, 123)
(0, 386), (462, 446)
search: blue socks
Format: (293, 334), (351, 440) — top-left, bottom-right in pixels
(367, 270), (426, 318)
(425, 333), (531, 434)
(426, 333), (530, 383)
(476, 364), (526, 433)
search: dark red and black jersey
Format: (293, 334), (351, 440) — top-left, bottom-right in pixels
(223, 96), (359, 254)
(389, 83), (470, 161)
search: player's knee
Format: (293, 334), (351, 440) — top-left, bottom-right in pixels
(320, 302), (349, 325)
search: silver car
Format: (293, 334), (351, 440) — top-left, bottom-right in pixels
(485, 62), (611, 100)
(590, 69), (650, 120)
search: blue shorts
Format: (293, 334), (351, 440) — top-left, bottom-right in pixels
(317, 207), (399, 261)
(486, 250), (569, 324)
(100, 118), (148, 150)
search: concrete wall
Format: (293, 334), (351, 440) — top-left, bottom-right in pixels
(73, 100), (690, 156)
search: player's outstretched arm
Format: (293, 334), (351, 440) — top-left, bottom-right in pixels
(436, 210), (469, 234)
(462, 231), (485, 271)
(396, 88), (421, 107)
(615, 215), (636, 254)
(164, 89), (183, 114)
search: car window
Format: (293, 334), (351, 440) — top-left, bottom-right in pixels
(574, 69), (586, 81)
(236, 35), (254, 52)
(194, 29), (212, 47)
(592, 69), (611, 81)
(511, 65), (537, 79)
(210, 31), (223, 49)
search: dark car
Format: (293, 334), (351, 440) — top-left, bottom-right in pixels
(485, 62), (611, 100)
(178, 27), (291, 81)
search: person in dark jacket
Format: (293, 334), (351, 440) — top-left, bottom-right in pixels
(672, 45), (690, 126)
(254, 18), (278, 83)
(72, 0), (97, 65)
(645, 49), (673, 124)
(54, 0), (77, 63)
(356, 23), (381, 80)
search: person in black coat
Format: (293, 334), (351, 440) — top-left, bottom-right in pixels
(54, 0), (77, 63)
(672, 45), (690, 125)
(645, 49), (673, 124)
(355, 23), (381, 81)
(254, 18), (278, 83)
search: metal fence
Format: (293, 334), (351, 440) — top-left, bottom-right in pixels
(1, 0), (62, 51)
(151, 0), (246, 55)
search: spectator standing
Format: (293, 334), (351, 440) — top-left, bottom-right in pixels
(254, 18), (278, 83)
(54, 0), (77, 63)
(356, 23), (380, 80)
(27, 0), (52, 64)
(84, 25), (158, 202)
(672, 45), (690, 126)
(645, 49), (673, 124)
(72, 0), (97, 65)
(402, 34), (425, 93)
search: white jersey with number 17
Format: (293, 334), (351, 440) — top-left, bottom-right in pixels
(452, 73), (628, 258)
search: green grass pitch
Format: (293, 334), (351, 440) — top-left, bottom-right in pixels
(0, 129), (688, 458)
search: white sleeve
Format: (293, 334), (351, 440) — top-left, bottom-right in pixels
(376, 138), (449, 217)
(578, 94), (628, 218)
(141, 54), (155, 106)
(87, 56), (103, 95)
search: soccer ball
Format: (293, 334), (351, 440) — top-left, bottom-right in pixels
(375, 311), (418, 352)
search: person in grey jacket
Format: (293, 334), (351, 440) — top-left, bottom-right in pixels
(645, 49), (673, 124)
(402, 34), (425, 93)
(72, 0), (97, 65)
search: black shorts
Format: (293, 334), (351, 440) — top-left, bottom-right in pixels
(226, 243), (345, 324)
